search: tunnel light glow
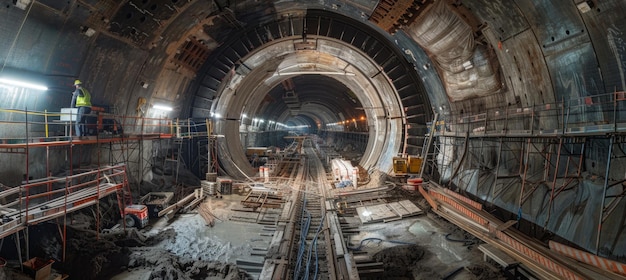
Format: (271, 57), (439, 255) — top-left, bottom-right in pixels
(153, 104), (173, 111)
(276, 71), (355, 76)
(242, 114), (247, 119)
(0, 78), (48, 91)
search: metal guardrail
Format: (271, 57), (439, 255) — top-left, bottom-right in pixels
(0, 165), (130, 239)
(435, 91), (626, 137)
(0, 107), (221, 141)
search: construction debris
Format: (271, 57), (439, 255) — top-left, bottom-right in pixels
(158, 188), (204, 219)
(199, 202), (218, 227)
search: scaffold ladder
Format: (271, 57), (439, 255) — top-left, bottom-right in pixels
(419, 113), (438, 179)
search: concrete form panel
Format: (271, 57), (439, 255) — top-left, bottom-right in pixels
(541, 180), (604, 253)
(153, 68), (188, 101)
(37, 0), (70, 13)
(0, 5), (27, 68)
(46, 30), (89, 77)
(461, 0), (529, 41)
(493, 28), (555, 107)
(545, 42), (603, 123)
(393, 31), (446, 117)
(80, 36), (149, 118)
(515, 0), (590, 58)
(2, 5), (64, 73)
(580, 0), (626, 92)
(600, 193), (626, 259)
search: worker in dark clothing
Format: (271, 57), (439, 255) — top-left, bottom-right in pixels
(71, 79), (92, 137)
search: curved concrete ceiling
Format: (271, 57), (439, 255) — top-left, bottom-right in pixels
(1, 0), (626, 261)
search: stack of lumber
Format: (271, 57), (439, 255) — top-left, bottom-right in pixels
(198, 202), (216, 227)
(158, 188), (204, 219)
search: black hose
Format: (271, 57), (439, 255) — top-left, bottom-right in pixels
(444, 233), (475, 246)
(441, 266), (464, 280)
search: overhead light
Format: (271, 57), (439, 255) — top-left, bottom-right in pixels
(153, 104), (173, 111)
(0, 78), (48, 91)
(85, 28), (96, 37)
(14, 0), (31, 10)
(576, 1), (593, 13)
(462, 61), (473, 70)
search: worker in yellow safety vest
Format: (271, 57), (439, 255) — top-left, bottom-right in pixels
(71, 79), (92, 137)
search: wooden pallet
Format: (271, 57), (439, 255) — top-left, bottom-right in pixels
(355, 200), (423, 224)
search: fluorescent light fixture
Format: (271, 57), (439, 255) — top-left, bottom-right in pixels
(0, 78), (48, 91)
(153, 104), (173, 111)
(14, 0), (31, 10)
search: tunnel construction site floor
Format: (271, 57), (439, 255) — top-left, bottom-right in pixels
(1, 184), (508, 279)
(108, 185), (507, 280)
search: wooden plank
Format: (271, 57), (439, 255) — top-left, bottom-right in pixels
(478, 244), (519, 268)
(368, 204), (396, 221)
(355, 207), (372, 223)
(387, 202), (409, 217)
(495, 220), (517, 232)
(418, 185), (437, 210)
(398, 200), (423, 214)
(158, 192), (196, 217)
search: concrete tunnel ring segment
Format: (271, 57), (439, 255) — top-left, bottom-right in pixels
(210, 36), (406, 178)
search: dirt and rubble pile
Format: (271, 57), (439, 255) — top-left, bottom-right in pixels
(127, 247), (249, 280)
(466, 264), (507, 279)
(372, 244), (425, 278)
(23, 223), (250, 280)
(54, 228), (130, 279)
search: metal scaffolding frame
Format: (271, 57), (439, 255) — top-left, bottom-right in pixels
(0, 108), (223, 270)
(430, 90), (626, 261)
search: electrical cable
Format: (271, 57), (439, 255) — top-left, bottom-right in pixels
(347, 237), (416, 251)
(312, 214), (326, 280)
(294, 196), (311, 280)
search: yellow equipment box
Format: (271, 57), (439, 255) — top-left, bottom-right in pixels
(393, 157), (408, 174)
(408, 156), (422, 173)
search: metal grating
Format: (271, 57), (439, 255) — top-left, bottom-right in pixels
(173, 38), (210, 72)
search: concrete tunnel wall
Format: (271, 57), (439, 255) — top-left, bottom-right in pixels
(0, 0), (625, 261)
(409, 0), (626, 259)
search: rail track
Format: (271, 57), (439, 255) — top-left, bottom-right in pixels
(263, 138), (341, 280)
(290, 144), (330, 279)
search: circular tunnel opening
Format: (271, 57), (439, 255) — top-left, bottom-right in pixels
(242, 74), (367, 167)
(188, 11), (431, 178)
